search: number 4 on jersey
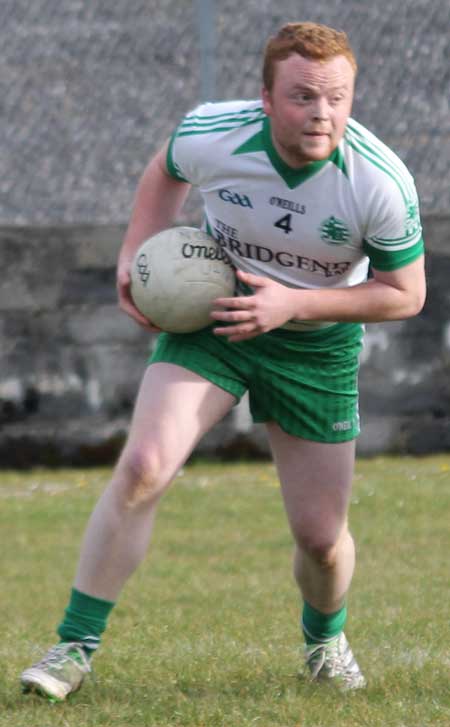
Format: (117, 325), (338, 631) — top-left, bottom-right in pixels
(274, 213), (293, 234)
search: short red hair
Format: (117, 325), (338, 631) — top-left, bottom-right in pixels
(263, 22), (357, 90)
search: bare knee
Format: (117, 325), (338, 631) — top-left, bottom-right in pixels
(294, 530), (340, 569)
(117, 446), (172, 507)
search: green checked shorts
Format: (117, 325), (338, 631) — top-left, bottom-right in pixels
(149, 322), (364, 443)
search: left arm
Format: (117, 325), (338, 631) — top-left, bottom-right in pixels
(211, 255), (426, 343)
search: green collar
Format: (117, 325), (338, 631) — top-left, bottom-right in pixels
(233, 116), (347, 189)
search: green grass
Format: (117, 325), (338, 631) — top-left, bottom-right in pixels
(0, 456), (449, 726)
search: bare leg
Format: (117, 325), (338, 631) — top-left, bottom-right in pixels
(266, 423), (356, 614)
(74, 363), (236, 601)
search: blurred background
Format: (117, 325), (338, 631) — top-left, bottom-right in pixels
(1, 0), (449, 466)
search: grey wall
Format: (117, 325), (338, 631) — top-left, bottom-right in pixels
(2, 0), (449, 225)
(1, 217), (449, 467)
(1, 0), (449, 465)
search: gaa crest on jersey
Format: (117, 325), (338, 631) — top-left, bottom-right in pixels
(405, 199), (421, 236)
(319, 216), (351, 245)
(218, 188), (253, 208)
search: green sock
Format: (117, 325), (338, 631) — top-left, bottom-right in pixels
(302, 601), (347, 645)
(57, 587), (116, 656)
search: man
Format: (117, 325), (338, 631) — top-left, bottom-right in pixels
(21, 22), (425, 700)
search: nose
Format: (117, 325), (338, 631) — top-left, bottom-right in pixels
(311, 96), (330, 120)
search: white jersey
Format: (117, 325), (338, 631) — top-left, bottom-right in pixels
(167, 99), (423, 331)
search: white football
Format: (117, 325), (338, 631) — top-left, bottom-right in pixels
(130, 226), (236, 333)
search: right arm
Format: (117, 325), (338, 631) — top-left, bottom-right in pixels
(117, 140), (192, 329)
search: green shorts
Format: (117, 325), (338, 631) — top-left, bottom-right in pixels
(149, 322), (364, 443)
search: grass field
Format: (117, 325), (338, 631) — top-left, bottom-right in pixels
(0, 456), (449, 726)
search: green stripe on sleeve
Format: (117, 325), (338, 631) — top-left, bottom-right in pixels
(166, 132), (189, 182)
(185, 106), (263, 120)
(363, 237), (424, 271)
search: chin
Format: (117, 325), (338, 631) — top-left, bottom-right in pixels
(283, 143), (330, 167)
(302, 138), (333, 157)
(303, 149), (330, 162)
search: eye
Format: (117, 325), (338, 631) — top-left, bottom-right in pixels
(292, 92), (313, 104)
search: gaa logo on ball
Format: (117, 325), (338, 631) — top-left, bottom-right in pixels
(130, 227), (236, 333)
(136, 253), (151, 286)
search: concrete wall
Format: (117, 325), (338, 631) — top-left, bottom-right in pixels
(1, 217), (449, 467)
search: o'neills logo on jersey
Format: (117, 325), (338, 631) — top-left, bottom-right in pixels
(218, 188), (253, 208)
(269, 196), (306, 215)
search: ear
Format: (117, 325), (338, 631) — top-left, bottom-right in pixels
(261, 86), (272, 116)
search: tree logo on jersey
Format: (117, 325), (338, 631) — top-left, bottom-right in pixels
(405, 199), (420, 236)
(319, 216), (351, 245)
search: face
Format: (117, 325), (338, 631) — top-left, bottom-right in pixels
(262, 53), (355, 168)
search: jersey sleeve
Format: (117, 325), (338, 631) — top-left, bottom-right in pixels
(165, 103), (212, 186)
(166, 131), (190, 183)
(362, 168), (424, 271)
